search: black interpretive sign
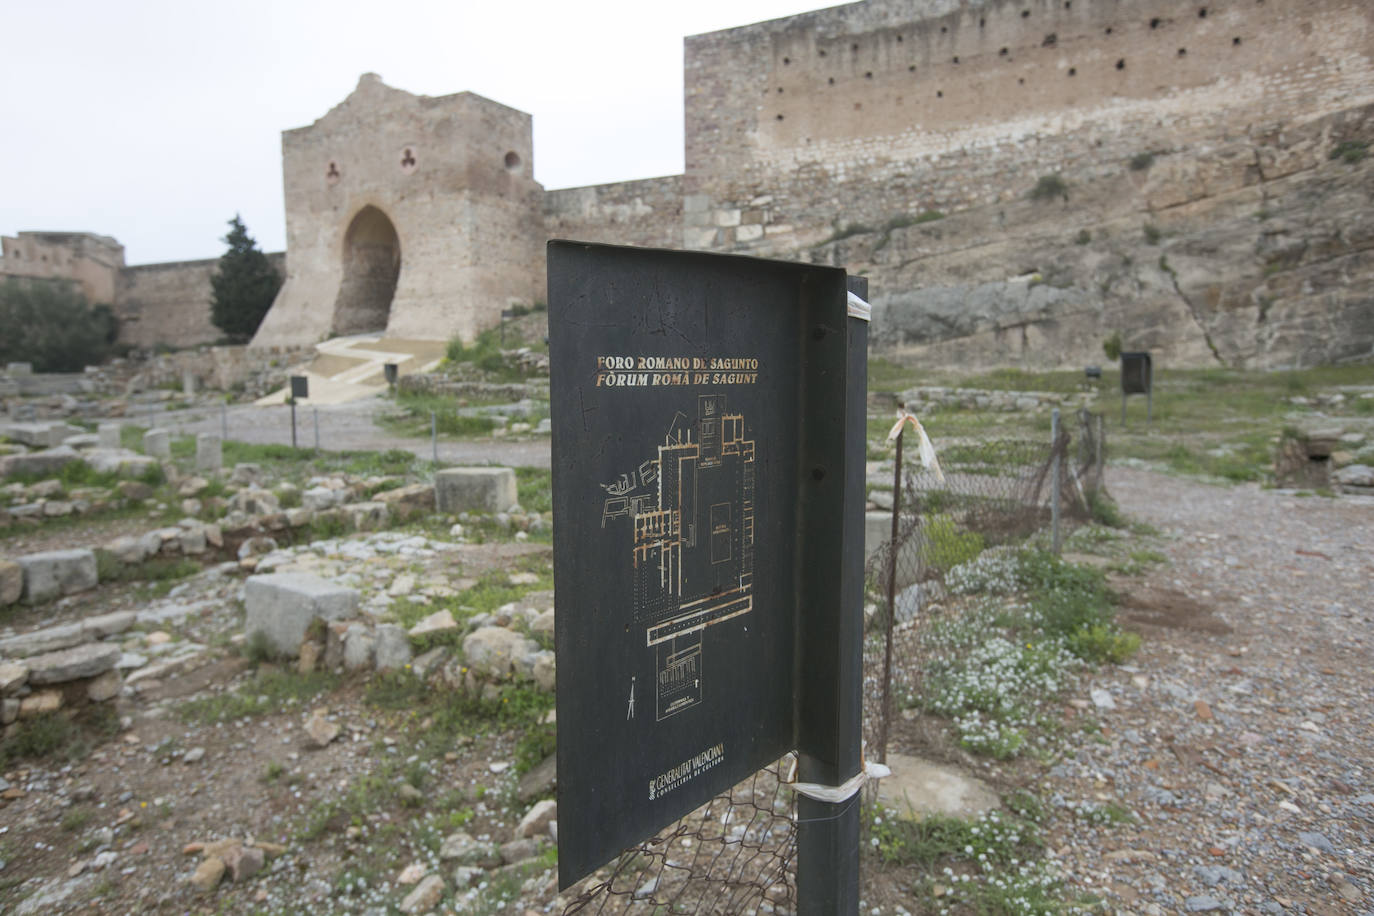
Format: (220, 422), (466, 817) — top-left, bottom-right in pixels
(1120, 351), (1152, 395)
(289, 375), (309, 400)
(548, 241), (854, 889)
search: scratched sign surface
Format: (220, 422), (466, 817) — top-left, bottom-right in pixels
(549, 241), (848, 888)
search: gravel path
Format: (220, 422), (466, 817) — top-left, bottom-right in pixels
(1047, 468), (1374, 915)
(153, 397), (552, 468)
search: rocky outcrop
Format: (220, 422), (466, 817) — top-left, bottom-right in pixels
(853, 104), (1374, 370)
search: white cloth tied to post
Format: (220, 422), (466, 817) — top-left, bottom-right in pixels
(786, 756), (893, 804)
(846, 291), (871, 322)
(886, 410), (945, 483)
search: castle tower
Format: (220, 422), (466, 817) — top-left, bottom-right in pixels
(252, 74), (544, 347)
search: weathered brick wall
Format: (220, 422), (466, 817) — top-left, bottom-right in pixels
(115, 253), (285, 349)
(544, 175), (684, 251)
(683, 0), (1374, 256)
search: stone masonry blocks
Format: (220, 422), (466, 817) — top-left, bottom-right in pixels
(19, 549), (98, 605)
(435, 467), (518, 515)
(143, 428), (171, 458)
(196, 433), (222, 472)
(98, 422), (122, 449)
(243, 573), (361, 658)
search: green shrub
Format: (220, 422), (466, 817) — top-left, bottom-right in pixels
(1029, 174), (1068, 202)
(1102, 331), (1122, 362)
(1130, 151), (1156, 171)
(1087, 490), (1126, 528)
(919, 514), (984, 573)
(1330, 140), (1368, 164)
(1143, 223), (1162, 245)
(1074, 229), (1092, 245)
(1067, 624), (1141, 664)
(0, 278), (117, 372)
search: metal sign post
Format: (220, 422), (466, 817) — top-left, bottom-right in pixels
(549, 242), (865, 908)
(795, 274), (868, 915)
(289, 376), (309, 449)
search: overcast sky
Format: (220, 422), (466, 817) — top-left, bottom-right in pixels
(2, 0), (822, 266)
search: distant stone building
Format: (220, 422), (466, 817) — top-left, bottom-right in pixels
(0, 231), (282, 351)
(7, 0), (1373, 367)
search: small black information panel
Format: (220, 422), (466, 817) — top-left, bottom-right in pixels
(289, 375), (309, 400)
(549, 241), (853, 889)
(1120, 351), (1152, 395)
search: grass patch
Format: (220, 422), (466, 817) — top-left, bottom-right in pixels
(515, 466), (552, 514)
(94, 551), (200, 586)
(866, 807), (1060, 912)
(178, 669), (341, 725)
(0, 706), (120, 766)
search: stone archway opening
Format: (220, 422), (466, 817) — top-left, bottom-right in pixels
(332, 205), (400, 336)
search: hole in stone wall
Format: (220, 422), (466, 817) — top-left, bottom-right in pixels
(828, 76), (835, 84)
(936, 90), (943, 97)
(952, 56), (959, 64)
(1233, 36), (1242, 45)
(1043, 33), (1058, 46)
(401, 148), (416, 170)
(1000, 47), (1009, 55)
(776, 113), (785, 120)
(865, 71), (873, 78)
(1068, 67), (1077, 76)
(1018, 77), (1025, 84)
(979, 17), (985, 27)
(940, 26), (947, 33)
(1116, 58), (1126, 69)
(504, 151), (521, 171)
(326, 161), (340, 184)
(1105, 26), (1113, 34)
(1150, 17), (1161, 28)
(783, 56), (791, 65)
(777, 87), (784, 93)
(1198, 7), (1207, 17)
(818, 49), (827, 57)
(908, 65), (916, 71)
(896, 34), (903, 42)
(1065, 1), (1072, 7)
(1022, 9), (1031, 17)
(852, 42), (859, 50)
(1178, 47), (1188, 55)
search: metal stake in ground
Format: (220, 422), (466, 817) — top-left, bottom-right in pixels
(220, 403), (227, 440)
(879, 424), (904, 765)
(431, 411), (438, 464)
(313, 407), (320, 450)
(1051, 408), (1062, 554)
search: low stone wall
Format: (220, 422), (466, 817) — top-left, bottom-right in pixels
(898, 386), (1096, 413)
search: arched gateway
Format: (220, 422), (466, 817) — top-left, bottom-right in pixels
(331, 205), (399, 335)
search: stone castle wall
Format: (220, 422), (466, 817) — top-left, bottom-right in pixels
(544, 176), (685, 252)
(117, 253), (285, 350)
(682, 0), (1374, 257)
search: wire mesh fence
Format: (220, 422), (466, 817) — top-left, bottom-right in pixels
(863, 408), (1107, 764)
(561, 759), (798, 914)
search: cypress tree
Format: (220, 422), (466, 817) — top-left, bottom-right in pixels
(210, 215), (281, 342)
